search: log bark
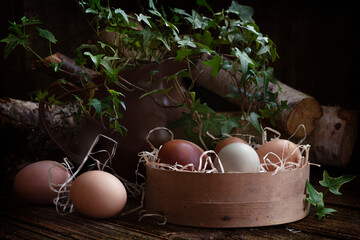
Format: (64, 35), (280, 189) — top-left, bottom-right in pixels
(0, 98), (79, 177)
(192, 60), (323, 138)
(0, 98), (78, 129)
(306, 106), (358, 167)
(0, 97), (79, 161)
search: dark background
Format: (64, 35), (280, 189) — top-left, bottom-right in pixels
(0, 0), (359, 168)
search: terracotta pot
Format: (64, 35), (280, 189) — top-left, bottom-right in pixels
(40, 58), (187, 181)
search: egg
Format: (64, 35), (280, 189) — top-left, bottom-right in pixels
(215, 136), (248, 153)
(13, 160), (70, 205)
(256, 139), (302, 171)
(215, 138), (260, 172)
(70, 170), (127, 219)
(158, 139), (205, 170)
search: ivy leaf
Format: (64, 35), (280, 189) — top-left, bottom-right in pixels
(84, 51), (105, 69)
(0, 34), (29, 59)
(111, 120), (127, 136)
(98, 41), (116, 54)
(138, 28), (155, 52)
(261, 66), (277, 83)
(319, 171), (356, 195)
(156, 34), (171, 50)
(108, 89), (125, 98)
(306, 179), (337, 220)
(261, 66), (278, 97)
(233, 47), (254, 74)
(51, 62), (64, 72)
(258, 104), (278, 126)
(74, 49), (87, 66)
(227, 1), (254, 22)
(85, 7), (99, 14)
(257, 44), (270, 55)
(87, 96), (113, 116)
(220, 115), (240, 134)
(247, 112), (262, 133)
(256, 35), (269, 47)
(201, 118), (219, 136)
(172, 8), (191, 17)
(36, 27), (57, 43)
(103, 65), (121, 83)
(34, 90), (49, 102)
(194, 30), (212, 46)
(306, 179), (324, 207)
(87, 0), (102, 11)
(148, 0), (156, 11)
(191, 99), (215, 114)
(135, 13), (152, 27)
(178, 36), (197, 48)
(315, 205), (337, 220)
(47, 94), (61, 106)
(185, 10), (206, 29)
(194, 42), (212, 55)
(175, 48), (191, 61)
(279, 100), (290, 111)
(87, 98), (102, 115)
(108, 89), (126, 111)
(203, 54), (221, 77)
(114, 8), (129, 24)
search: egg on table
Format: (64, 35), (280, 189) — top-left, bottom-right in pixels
(13, 160), (70, 205)
(70, 170), (127, 219)
(158, 139), (205, 170)
(215, 137), (260, 173)
(256, 139), (302, 171)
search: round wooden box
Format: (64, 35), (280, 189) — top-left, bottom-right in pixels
(145, 164), (310, 228)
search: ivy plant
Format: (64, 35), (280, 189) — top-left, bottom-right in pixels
(0, 16), (61, 70)
(1, 0), (287, 149)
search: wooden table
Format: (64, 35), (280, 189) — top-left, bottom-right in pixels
(1, 166), (359, 240)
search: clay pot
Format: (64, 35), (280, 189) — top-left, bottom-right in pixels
(40, 58), (187, 181)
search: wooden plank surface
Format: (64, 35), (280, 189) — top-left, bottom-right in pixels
(1, 166), (359, 240)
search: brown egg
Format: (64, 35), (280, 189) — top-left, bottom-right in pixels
(158, 139), (205, 170)
(70, 170), (127, 219)
(14, 160), (70, 205)
(256, 139), (302, 171)
(215, 137), (248, 154)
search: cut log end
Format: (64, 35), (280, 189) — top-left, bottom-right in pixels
(285, 97), (323, 138)
(306, 106), (358, 167)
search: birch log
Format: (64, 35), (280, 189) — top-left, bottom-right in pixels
(306, 106), (358, 167)
(193, 60), (323, 138)
(0, 98), (79, 175)
(0, 98), (78, 129)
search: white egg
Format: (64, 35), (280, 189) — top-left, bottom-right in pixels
(216, 142), (260, 172)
